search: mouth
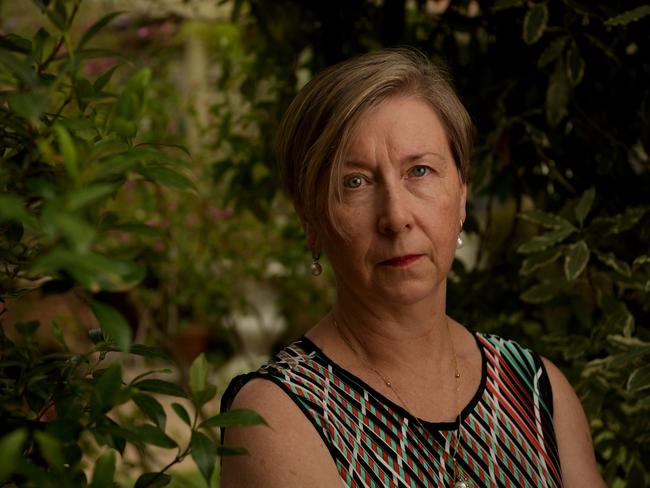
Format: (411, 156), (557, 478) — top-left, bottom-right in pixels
(379, 254), (423, 268)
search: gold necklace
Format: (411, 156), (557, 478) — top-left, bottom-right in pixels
(333, 318), (471, 488)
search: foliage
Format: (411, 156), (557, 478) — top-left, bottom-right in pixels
(0, 322), (263, 487)
(0, 323), (263, 487)
(0, 1), (263, 486)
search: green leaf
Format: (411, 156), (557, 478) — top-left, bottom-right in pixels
(49, 211), (96, 253)
(45, 2), (66, 30)
(171, 402), (192, 426)
(546, 64), (570, 126)
(127, 344), (171, 362)
(0, 429), (28, 481)
(492, 0), (525, 11)
(90, 300), (132, 352)
(0, 195), (39, 230)
(602, 302), (635, 336)
(54, 124), (79, 182)
(0, 34), (32, 53)
(194, 386), (217, 408)
(15, 320), (40, 336)
(8, 91), (47, 119)
(134, 472), (172, 488)
(523, 3), (548, 45)
(519, 209), (573, 229)
(133, 379), (186, 398)
(138, 166), (196, 191)
(520, 280), (564, 304)
(79, 11), (124, 49)
(133, 394), (167, 431)
(593, 207), (646, 234)
(32, 250), (146, 292)
(517, 227), (575, 254)
(189, 353), (208, 398)
(605, 5), (650, 26)
(89, 450), (116, 488)
(633, 255), (650, 269)
(112, 117), (138, 139)
(132, 425), (177, 449)
(538, 36), (569, 68)
(609, 346), (650, 369)
(129, 368), (173, 385)
(564, 240), (590, 281)
(190, 431), (218, 484)
(627, 365), (650, 394)
(200, 409), (267, 429)
(566, 41), (585, 86)
(0, 50), (37, 85)
(127, 67), (152, 92)
(93, 63), (123, 93)
(608, 334), (648, 350)
(94, 363), (123, 412)
(521, 247), (564, 275)
(34, 431), (65, 471)
(52, 321), (69, 350)
(594, 250), (631, 277)
(574, 187), (595, 225)
(67, 184), (117, 211)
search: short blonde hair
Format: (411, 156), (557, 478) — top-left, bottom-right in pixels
(276, 48), (472, 231)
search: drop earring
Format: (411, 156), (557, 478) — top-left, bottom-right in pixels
(456, 219), (464, 249)
(311, 251), (322, 276)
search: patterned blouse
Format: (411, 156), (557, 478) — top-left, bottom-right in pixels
(221, 332), (563, 487)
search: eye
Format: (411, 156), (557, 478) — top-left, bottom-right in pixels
(408, 165), (431, 178)
(343, 175), (365, 188)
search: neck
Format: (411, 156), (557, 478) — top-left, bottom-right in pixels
(330, 291), (454, 371)
(329, 303), (454, 374)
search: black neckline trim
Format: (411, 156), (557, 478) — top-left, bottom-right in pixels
(298, 331), (487, 432)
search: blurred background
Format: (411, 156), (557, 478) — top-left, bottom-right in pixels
(1, 0), (648, 486)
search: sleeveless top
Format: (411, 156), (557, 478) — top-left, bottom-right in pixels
(221, 332), (563, 487)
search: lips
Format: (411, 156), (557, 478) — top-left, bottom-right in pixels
(379, 254), (423, 267)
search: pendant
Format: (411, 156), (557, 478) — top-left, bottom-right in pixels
(453, 473), (471, 488)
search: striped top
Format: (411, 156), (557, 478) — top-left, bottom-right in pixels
(221, 332), (563, 487)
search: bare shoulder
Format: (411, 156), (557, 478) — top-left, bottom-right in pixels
(220, 377), (341, 488)
(541, 357), (606, 488)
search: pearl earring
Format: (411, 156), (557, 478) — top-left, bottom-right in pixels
(456, 219), (464, 249)
(311, 252), (322, 276)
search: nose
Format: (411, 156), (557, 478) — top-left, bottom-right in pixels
(376, 184), (413, 235)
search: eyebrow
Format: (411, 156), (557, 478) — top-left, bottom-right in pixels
(342, 152), (447, 169)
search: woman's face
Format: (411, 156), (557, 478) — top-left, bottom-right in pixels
(316, 95), (467, 308)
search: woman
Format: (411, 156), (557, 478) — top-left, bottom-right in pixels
(220, 49), (605, 487)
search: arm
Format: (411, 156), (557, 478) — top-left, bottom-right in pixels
(220, 378), (342, 488)
(542, 358), (606, 488)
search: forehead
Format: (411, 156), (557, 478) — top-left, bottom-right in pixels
(344, 95), (451, 162)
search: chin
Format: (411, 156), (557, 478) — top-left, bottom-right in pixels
(374, 280), (441, 306)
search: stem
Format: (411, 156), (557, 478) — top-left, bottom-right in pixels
(37, 1), (82, 74)
(143, 436), (194, 486)
(47, 92), (73, 127)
